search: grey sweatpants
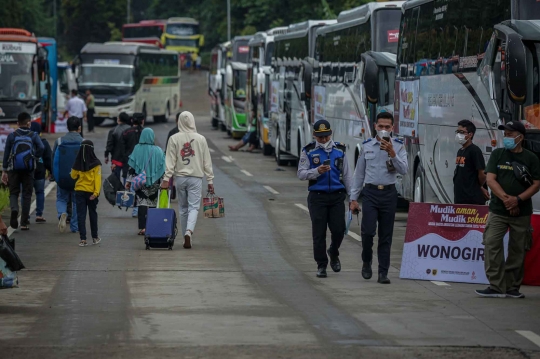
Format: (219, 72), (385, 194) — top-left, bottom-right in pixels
(174, 176), (203, 235)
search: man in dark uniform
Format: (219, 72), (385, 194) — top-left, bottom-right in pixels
(297, 120), (352, 278)
(350, 112), (408, 284)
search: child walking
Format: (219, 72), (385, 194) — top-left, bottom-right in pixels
(71, 140), (102, 247)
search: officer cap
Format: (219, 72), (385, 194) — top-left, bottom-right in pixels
(313, 119), (332, 137)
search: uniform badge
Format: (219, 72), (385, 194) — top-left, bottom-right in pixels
(312, 154), (320, 165)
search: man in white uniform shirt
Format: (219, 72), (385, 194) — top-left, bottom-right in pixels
(64, 89), (87, 137)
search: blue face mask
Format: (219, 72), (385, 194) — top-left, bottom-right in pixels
(503, 136), (519, 150)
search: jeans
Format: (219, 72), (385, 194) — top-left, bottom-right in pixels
(57, 187), (78, 232)
(8, 171), (33, 226)
(175, 176), (203, 235)
(75, 191), (99, 241)
(20, 179), (45, 217)
(87, 109), (95, 132)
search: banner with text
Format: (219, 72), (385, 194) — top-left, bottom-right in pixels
(400, 203), (508, 284)
(314, 86), (326, 122)
(397, 80), (419, 137)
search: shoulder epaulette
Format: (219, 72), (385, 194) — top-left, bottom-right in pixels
(362, 138), (372, 145)
(303, 141), (316, 152)
(393, 138), (404, 144)
(334, 142), (346, 152)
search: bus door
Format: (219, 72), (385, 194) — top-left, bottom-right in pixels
(284, 75), (292, 152)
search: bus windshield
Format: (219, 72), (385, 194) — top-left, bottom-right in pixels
(166, 24), (199, 36)
(265, 42), (275, 66)
(0, 53), (36, 100)
(518, 0), (540, 20)
(373, 9), (402, 54)
(524, 42), (540, 127)
(165, 38), (198, 48)
(124, 25), (163, 39)
(79, 65), (134, 87)
(234, 70), (247, 98)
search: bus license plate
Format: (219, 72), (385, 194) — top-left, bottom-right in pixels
(98, 112), (109, 117)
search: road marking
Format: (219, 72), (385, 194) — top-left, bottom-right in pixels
(517, 331), (540, 348)
(295, 203), (309, 212)
(263, 186), (279, 195)
(221, 156), (233, 163)
(347, 231), (361, 242)
(431, 281), (450, 286)
(209, 148), (215, 153)
(8, 182), (56, 237)
(240, 170), (253, 177)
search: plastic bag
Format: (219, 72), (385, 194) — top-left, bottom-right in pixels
(0, 256), (18, 288)
(0, 235), (25, 271)
(157, 189), (170, 209)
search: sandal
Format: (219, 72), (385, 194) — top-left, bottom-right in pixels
(79, 240), (87, 247)
(138, 229), (145, 236)
(36, 217), (46, 223)
(20, 225), (30, 231)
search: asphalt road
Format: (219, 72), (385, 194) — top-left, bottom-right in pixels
(1, 71), (539, 359)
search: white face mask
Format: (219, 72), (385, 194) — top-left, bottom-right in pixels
(455, 133), (467, 145)
(322, 140), (333, 150)
(377, 130), (390, 140)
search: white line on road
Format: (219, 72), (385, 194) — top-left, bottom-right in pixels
(263, 186), (279, 195)
(221, 156), (233, 163)
(431, 281), (450, 286)
(209, 148), (215, 153)
(8, 182), (57, 237)
(347, 231), (361, 242)
(517, 331), (540, 348)
(241, 170), (253, 177)
(295, 203), (309, 212)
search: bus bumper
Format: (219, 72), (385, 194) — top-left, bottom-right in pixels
(94, 101), (135, 120)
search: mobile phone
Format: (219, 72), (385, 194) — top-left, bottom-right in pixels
(383, 136), (391, 142)
(323, 159), (331, 166)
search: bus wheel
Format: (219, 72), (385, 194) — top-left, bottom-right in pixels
(414, 169), (424, 203)
(275, 130), (287, 166)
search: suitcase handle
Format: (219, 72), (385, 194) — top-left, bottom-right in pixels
(157, 188), (171, 209)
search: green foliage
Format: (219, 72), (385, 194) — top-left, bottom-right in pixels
(1, 0), (374, 55)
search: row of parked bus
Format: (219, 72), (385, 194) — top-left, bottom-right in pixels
(209, 0), (540, 206)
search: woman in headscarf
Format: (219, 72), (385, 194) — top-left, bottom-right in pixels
(71, 140), (102, 247)
(126, 128), (166, 235)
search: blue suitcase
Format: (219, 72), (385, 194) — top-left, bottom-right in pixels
(145, 190), (177, 250)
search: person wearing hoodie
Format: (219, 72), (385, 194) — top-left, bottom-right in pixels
(161, 111), (215, 249)
(1, 112), (44, 230)
(105, 112), (131, 180)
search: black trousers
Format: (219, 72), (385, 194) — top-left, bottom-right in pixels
(87, 109), (95, 132)
(360, 186), (398, 276)
(138, 205), (149, 230)
(307, 191), (346, 268)
(8, 171), (33, 226)
(75, 191), (99, 240)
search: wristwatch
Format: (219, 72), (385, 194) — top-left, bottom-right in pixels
(517, 196), (523, 204)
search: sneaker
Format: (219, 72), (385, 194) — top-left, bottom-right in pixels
(506, 290), (525, 299)
(10, 210), (19, 229)
(92, 237), (101, 245)
(79, 240), (87, 247)
(475, 287), (506, 298)
(183, 230), (192, 249)
(58, 213), (67, 233)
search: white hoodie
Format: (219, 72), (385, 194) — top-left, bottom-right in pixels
(164, 111), (214, 184)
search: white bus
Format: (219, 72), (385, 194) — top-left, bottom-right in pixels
(77, 42), (180, 124)
(393, 0), (540, 204)
(269, 20), (336, 165)
(209, 41), (230, 130)
(224, 36), (253, 138)
(247, 27), (287, 156)
(312, 1), (404, 172)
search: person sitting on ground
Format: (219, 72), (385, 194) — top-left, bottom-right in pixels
(105, 112), (131, 181)
(2, 112), (44, 231)
(28, 121), (52, 223)
(162, 111), (214, 249)
(228, 111), (258, 152)
(52, 117), (83, 233)
(71, 140), (102, 247)
(126, 128), (165, 236)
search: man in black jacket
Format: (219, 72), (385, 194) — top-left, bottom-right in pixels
(105, 112), (131, 180)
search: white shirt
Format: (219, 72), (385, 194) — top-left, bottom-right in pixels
(65, 96), (87, 118)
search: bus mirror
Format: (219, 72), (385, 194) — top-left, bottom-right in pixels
(505, 33), (527, 105)
(362, 55), (379, 104)
(257, 73), (266, 94)
(226, 66), (233, 88)
(302, 61), (313, 100)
